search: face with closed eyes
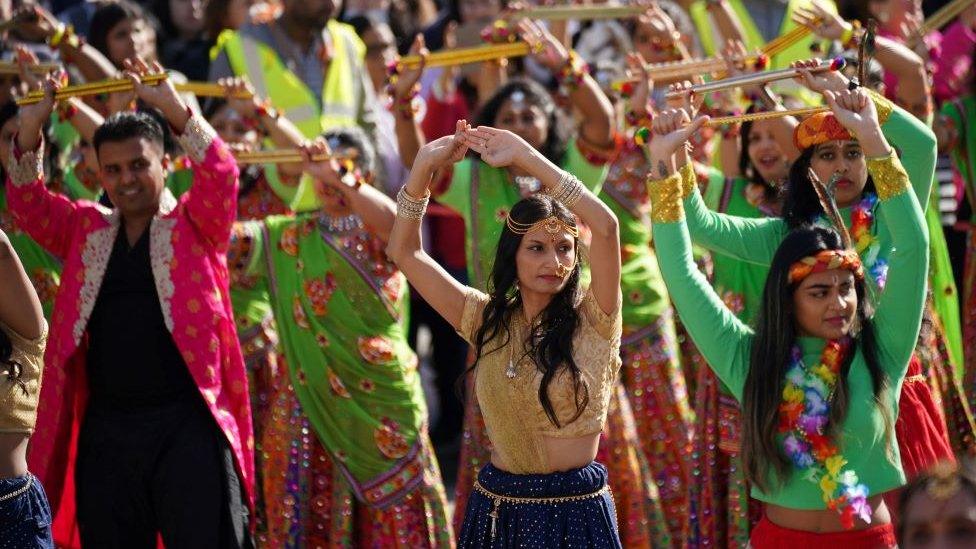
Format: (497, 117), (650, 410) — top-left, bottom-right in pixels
(901, 488), (976, 548)
(515, 224), (577, 296)
(792, 268), (858, 340)
(809, 139), (868, 208)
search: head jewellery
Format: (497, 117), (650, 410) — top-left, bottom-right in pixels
(506, 215), (580, 242)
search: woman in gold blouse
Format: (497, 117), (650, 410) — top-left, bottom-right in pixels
(387, 120), (623, 547)
(0, 227), (50, 546)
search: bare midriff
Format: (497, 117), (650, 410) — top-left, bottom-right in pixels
(0, 434), (29, 479)
(490, 433), (601, 473)
(765, 495), (890, 533)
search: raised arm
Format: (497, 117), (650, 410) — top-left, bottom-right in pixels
(386, 121), (475, 331)
(18, 5), (117, 82)
(822, 88), (930, 378)
(645, 108), (752, 397)
(0, 229), (44, 340)
(299, 139), (397, 242)
(9, 77), (82, 261)
(463, 125), (621, 316)
(124, 58), (240, 252)
(390, 35), (429, 169)
(518, 19), (615, 151)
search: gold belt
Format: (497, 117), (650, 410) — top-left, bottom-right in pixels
(473, 479), (612, 540)
(905, 374), (926, 384)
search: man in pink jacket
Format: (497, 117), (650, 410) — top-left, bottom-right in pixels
(6, 59), (254, 547)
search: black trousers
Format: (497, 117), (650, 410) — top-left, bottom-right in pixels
(75, 398), (251, 549)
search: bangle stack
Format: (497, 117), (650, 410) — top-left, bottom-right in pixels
(556, 50), (588, 98)
(397, 186), (430, 220)
(546, 171), (584, 208)
(49, 23), (81, 50)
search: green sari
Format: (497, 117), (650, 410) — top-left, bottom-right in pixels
(237, 214), (429, 507)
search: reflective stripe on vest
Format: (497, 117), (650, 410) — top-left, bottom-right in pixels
(218, 20), (363, 138)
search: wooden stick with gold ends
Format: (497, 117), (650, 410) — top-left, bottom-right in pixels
(663, 57), (845, 99)
(233, 149), (358, 165)
(15, 74), (256, 104)
(0, 61), (62, 75)
(393, 41), (533, 70)
(511, 4), (645, 21)
(911, 0), (976, 45)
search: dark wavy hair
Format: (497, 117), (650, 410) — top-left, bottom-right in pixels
(469, 195), (587, 427)
(475, 78), (571, 165)
(89, 0), (161, 67)
(781, 146), (876, 229)
(742, 225), (893, 492)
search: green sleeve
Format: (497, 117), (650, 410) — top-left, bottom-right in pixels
(651, 176), (754, 399)
(684, 184), (786, 265)
(879, 96), (937, 209)
(869, 155), (930, 382)
(438, 159), (472, 218)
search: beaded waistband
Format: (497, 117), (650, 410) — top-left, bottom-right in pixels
(473, 479), (611, 540)
(0, 473), (32, 503)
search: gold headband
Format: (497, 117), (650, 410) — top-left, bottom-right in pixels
(506, 215), (580, 242)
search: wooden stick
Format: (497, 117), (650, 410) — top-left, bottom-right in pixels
(514, 4), (645, 21)
(174, 82), (253, 98)
(762, 24), (814, 57)
(233, 149), (358, 164)
(16, 73), (169, 105)
(396, 42), (531, 69)
(664, 57), (844, 99)
(705, 106), (826, 126)
(0, 61), (62, 75)
(917, 0), (976, 37)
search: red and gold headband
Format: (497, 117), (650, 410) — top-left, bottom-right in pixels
(793, 111), (853, 150)
(788, 249), (864, 284)
(506, 215), (580, 242)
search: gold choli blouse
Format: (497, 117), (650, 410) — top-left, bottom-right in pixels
(458, 289), (622, 474)
(0, 321), (47, 434)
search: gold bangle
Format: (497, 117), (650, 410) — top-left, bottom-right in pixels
(647, 172), (684, 223)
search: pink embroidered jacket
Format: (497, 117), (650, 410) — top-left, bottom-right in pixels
(6, 117), (254, 522)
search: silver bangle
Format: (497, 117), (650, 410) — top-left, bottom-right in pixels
(397, 186), (430, 220)
(548, 172), (584, 207)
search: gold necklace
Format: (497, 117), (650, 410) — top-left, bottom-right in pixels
(506, 311), (541, 379)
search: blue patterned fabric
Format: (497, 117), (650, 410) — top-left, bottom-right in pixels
(459, 462), (622, 548)
(0, 473), (54, 548)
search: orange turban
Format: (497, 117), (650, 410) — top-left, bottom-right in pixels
(793, 112), (853, 151)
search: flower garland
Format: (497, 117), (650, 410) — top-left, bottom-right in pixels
(778, 338), (873, 529)
(850, 193), (888, 289)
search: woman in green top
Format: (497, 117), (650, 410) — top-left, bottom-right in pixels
(228, 138), (452, 546)
(648, 88), (927, 546)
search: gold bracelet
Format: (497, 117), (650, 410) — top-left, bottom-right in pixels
(647, 172), (684, 223)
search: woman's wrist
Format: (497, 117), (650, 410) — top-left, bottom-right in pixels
(856, 126), (890, 157)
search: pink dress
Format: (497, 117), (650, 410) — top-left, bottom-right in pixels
(5, 117), (254, 546)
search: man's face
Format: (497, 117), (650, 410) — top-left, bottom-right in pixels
(98, 137), (169, 219)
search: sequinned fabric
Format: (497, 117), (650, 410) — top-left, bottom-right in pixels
(867, 151), (910, 200)
(647, 172), (685, 223)
(458, 289), (622, 474)
(0, 321), (47, 433)
(679, 162), (697, 199)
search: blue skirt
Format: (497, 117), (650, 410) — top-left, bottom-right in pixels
(458, 462), (622, 548)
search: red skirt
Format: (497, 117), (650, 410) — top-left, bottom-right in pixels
(896, 354), (955, 478)
(749, 515), (896, 549)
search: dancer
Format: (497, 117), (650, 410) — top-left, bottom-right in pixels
(8, 60), (253, 546)
(897, 461), (976, 548)
(228, 134), (453, 546)
(0, 227), (51, 547)
(387, 120), (623, 546)
(649, 87), (927, 547)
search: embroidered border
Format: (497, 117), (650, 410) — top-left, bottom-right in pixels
(8, 144), (43, 187)
(174, 116), (217, 163)
(149, 218), (177, 331)
(73, 226), (118, 344)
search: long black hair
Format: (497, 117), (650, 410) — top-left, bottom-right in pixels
(469, 195), (587, 427)
(781, 147), (877, 229)
(742, 225), (893, 491)
(475, 78), (571, 165)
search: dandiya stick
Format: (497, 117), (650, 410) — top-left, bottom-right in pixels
(909, 0), (976, 45)
(396, 42), (531, 69)
(514, 4), (645, 21)
(663, 57), (845, 99)
(174, 82), (253, 98)
(705, 106), (826, 126)
(16, 73), (169, 105)
(233, 149), (358, 165)
(0, 61), (61, 75)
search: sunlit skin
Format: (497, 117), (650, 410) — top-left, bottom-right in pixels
(902, 490), (976, 548)
(97, 137), (170, 242)
(361, 24), (397, 94)
(746, 119), (790, 185)
(0, 116), (17, 174)
(514, 228), (576, 298)
(210, 104), (260, 148)
(106, 18), (158, 67)
(809, 139), (869, 208)
(792, 269), (858, 340)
